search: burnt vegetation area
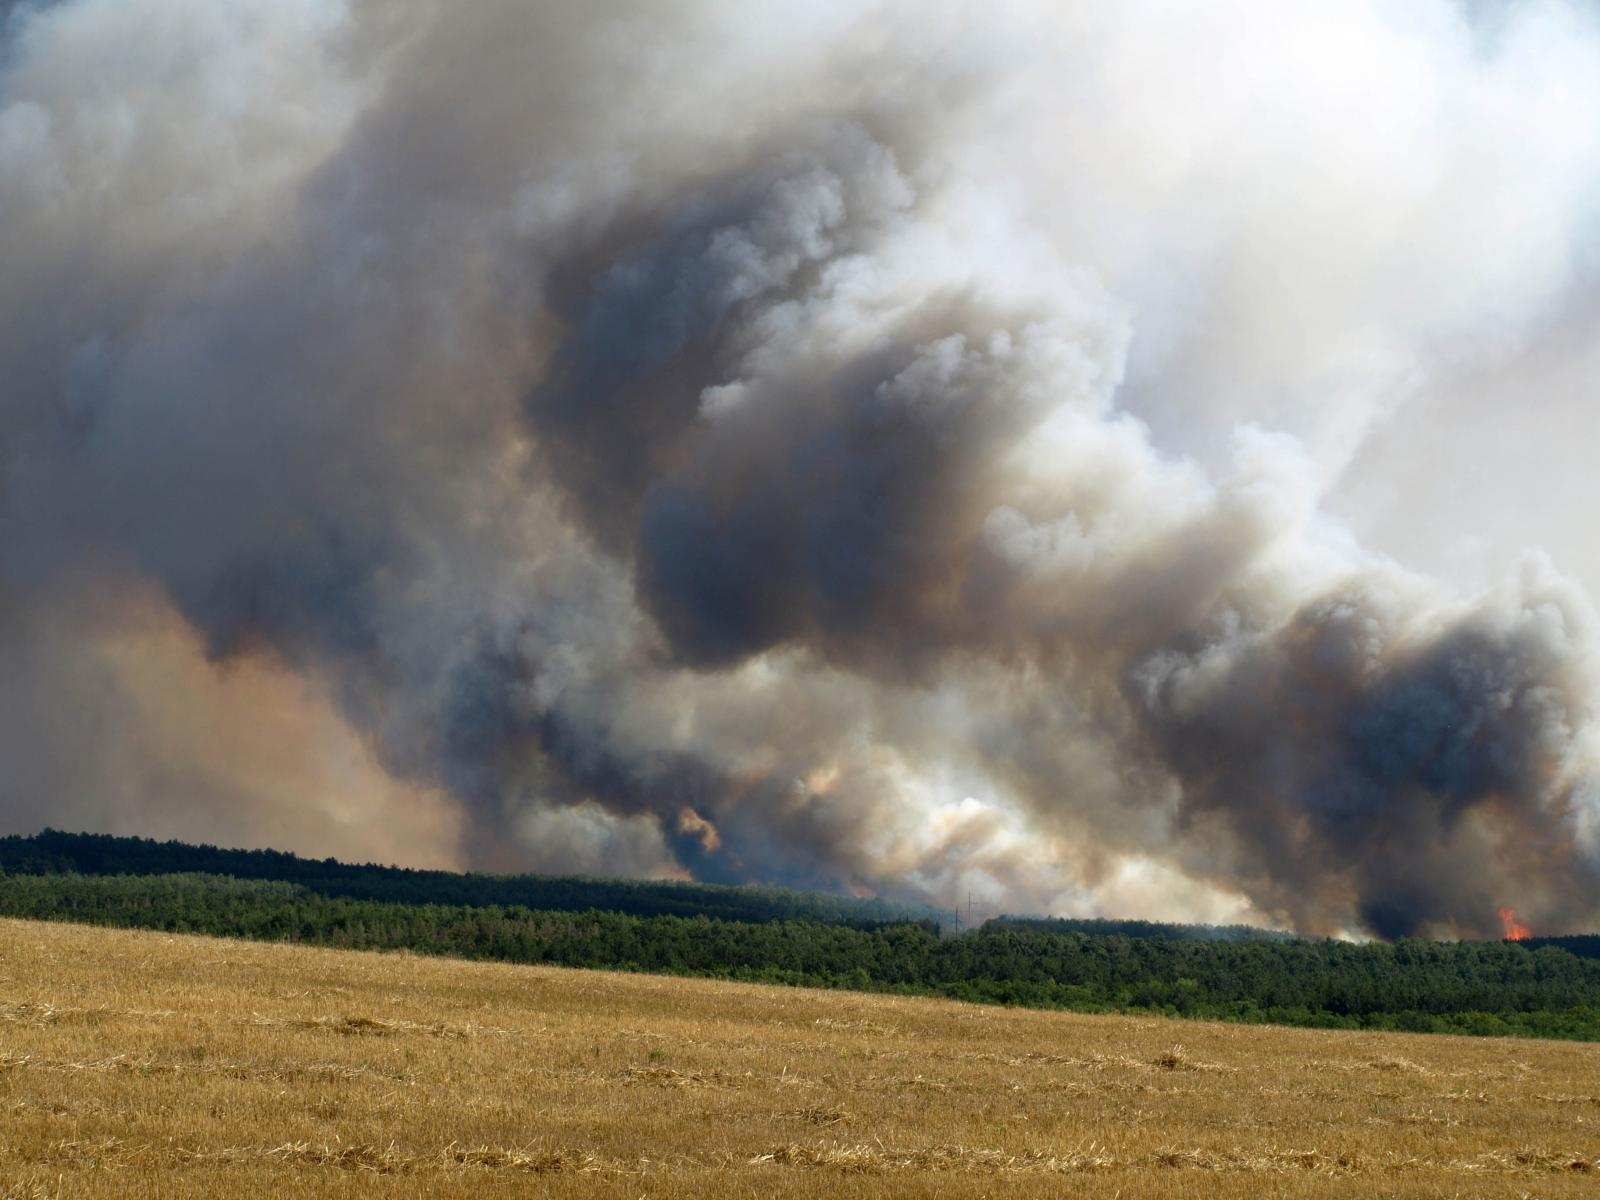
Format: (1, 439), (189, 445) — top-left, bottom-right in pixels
(2, 831), (1599, 1041)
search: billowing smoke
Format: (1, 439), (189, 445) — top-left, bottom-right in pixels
(3, 0), (1599, 936)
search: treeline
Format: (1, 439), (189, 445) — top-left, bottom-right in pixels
(3, 871), (1599, 1041)
(0, 830), (936, 931)
(1527, 935), (1600, 960)
(985, 915), (1294, 942)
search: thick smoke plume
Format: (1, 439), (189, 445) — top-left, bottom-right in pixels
(3, 0), (1599, 936)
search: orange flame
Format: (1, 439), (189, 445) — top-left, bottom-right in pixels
(1497, 906), (1531, 941)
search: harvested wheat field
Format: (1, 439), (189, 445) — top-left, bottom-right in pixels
(1, 918), (1597, 1199)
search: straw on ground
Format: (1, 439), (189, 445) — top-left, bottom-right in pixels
(1, 917), (1598, 1199)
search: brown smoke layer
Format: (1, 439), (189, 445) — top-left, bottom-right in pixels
(2, 0), (1598, 936)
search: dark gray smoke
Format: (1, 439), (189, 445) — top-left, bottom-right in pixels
(2, 0), (1598, 936)
(1133, 570), (1600, 937)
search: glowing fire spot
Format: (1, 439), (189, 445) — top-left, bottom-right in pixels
(1497, 906), (1531, 942)
(675, 807), (721, 854)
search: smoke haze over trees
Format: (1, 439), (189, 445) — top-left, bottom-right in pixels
(3, 1), (1600, 939)
(0, 830), (941, 929)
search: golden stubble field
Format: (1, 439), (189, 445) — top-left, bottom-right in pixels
(1, 918), (1598, 1198)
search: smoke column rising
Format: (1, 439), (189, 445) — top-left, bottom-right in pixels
(2, 0), (1599, 936)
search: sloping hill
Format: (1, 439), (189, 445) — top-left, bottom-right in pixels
(0, 917), (1597, 1198)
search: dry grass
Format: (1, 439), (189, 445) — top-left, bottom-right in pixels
(1, 918), (1598, 1198)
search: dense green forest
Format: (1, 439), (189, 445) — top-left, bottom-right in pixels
(2, 831), (1303, 941)
(3, 869), (1599, 1041)
(984, 915), (1296, 942)
(0, 830), (937, 930)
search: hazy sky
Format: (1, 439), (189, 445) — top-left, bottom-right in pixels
(2, 0), (1598, 937)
